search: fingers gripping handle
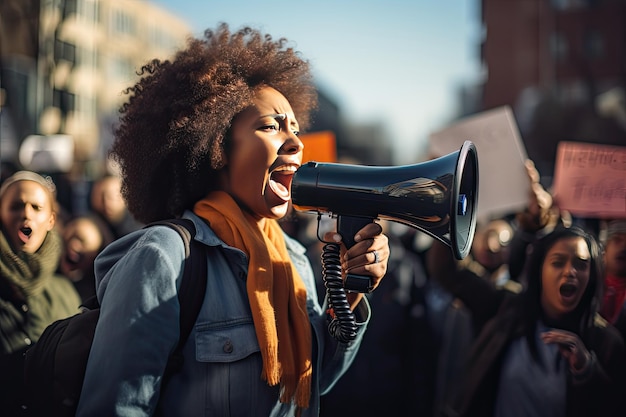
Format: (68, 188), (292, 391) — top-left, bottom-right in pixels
(337, 215), (375, 293)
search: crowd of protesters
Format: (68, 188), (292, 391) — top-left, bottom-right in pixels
(2, 152), (626, 417)
(1, 21), (625, 417)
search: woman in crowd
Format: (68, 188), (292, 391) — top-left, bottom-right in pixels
(76, 23), (389, 417)
(58, 213), (114, 302)
(427, 226), (626, 417)
(0, 171), (80, 416)
(89, 174), (143, 239)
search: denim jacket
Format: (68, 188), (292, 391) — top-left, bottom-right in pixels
(76, 211), (370, 417)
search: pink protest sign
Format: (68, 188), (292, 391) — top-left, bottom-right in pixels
(552, 141), (626, 219)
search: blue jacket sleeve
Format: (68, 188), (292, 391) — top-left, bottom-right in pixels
(76, 226), (186, 417)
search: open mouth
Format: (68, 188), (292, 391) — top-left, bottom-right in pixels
(65, 251), (82, 266)
(559, 282), (578, 302)
(18, 227), (32, 243)
(269, 164), (298, 202)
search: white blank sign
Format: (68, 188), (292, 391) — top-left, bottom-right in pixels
(429, 106), (530, 223)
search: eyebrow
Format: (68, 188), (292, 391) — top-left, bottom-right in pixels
(261, 113), (288, 121)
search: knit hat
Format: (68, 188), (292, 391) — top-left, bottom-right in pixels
(0, 170), (57, 199)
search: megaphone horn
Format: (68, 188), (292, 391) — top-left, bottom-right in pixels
(291, 140), (479, 262)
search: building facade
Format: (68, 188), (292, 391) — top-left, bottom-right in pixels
(1, 0), (191, 178)
(479, 0), (626, 177)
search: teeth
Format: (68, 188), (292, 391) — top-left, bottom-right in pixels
(272, 165), (298, 173)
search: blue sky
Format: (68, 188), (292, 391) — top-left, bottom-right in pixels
(151, 0), (482, 164)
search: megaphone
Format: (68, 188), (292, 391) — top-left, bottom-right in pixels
(292, 140), (479, 291)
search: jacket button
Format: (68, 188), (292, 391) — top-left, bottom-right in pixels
(223, 340), (234, 353)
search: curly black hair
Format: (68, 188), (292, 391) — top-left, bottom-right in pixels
(111, 23), (318, 223)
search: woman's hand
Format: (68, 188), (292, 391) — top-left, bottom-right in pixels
(541, 329), (592, 373)
(323, 221), (389, 309)
(516, 159), (557, 232)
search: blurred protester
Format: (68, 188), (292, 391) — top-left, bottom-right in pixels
(507, 161), (626, 344)
(316, 222), (437, 417)
(58, 214), (114, 302)
(461, 218), (518, 290)
(599, 220), (626, 339)
(425, 216), (521, 417)
(508, 159), (572, 283)
(0, 171), (81, 416)
(89, 174), (143, 239)
(428, 226), (626, 417)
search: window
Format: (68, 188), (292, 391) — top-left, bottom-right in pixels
(111, 9), (136, 36)
(53, 89), (75, 114)
(63, 0), (77, 18)
(77, 0), (97, 22)
(54, 39), (76, 65)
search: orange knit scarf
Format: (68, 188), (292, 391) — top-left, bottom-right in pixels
(193, 191), (312, 409)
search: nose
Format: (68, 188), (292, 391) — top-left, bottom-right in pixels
(68, 236), (83, 251)
(281, 132), (304, 155)
(565, 261), (577, 277)
(23, 204), (36, 219)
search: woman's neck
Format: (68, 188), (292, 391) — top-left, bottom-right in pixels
(541, 310), (579, 331)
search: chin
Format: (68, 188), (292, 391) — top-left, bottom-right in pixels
(270, 209), (289, 220)
(269, 203), (290, 219)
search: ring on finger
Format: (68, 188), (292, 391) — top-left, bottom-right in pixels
(372, 250), (380, 264)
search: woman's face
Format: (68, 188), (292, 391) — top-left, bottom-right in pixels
(0, 180), (56, 254)
(60, 218), (104, 280)
(603, 232), (626, 278)
(541, 236), (591, 320)
(471, 220), (512, 272)
(223, 86), (303, 220)
(90, 176), (126, 223)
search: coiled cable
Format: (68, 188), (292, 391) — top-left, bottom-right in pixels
(321, 242), (357, 343)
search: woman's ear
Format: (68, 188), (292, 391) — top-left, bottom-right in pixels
(47, 211), (57, 232)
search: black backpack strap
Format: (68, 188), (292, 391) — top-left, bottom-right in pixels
(147, 218), (207, 389)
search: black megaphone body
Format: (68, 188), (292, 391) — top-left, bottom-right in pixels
(291, 140), (479, 292)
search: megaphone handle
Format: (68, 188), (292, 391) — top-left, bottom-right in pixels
(337, 215), (375, 293)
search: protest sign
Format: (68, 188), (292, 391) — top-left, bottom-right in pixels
(429, 106), (529, 222)
(300, 131), (337, 163)
(552, 141), (626, 219)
